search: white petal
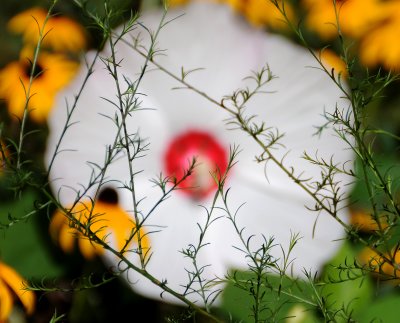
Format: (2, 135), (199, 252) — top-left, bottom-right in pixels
(210, 176), (346, 276)
(45, 53), (168, 205)
(45, 1), (354, 307)
(106, 180), (227, 305)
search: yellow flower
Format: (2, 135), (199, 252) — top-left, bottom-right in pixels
(50, 187), (149, 260)
(358, 2), (400, 71)
(0, 261), (35, 321)
(302, 0), (387, 40)
(349, 208), (388, 232)
(225, 0), (295, 29)
(168, 0), (295, 29)
(0, 141), (9, 173)
(167, 0), (191, 6)
(8, 7), (87, 53)
(303, 0), (400, 71)
(319, 48), (348, 79)
(358, 247), (400, 280)
(0, 51), (79, 123)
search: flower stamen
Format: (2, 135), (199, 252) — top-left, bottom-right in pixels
(164, 130), (228, 200)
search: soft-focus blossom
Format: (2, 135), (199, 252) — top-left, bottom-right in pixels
(319, 48), (348, 79)
(8, 7), (87, 53)
(302, 0), (387, 40)
(50, 187), (149, 260)
(0, 51), (79, 123)
(45, 2), (353, 305)
(358, 1), (400, 71)
(349, 208), (388, 232)
(0, 261), (35, 321)
(168, 0), (190, 6)
(358, 247), (400, 280)
(171, 0), (295, 29)
(224, 0), (295, 29)
(0, 141), (9, 173)
(303, 0), (400, 71)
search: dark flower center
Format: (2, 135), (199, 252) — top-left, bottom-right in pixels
(98, 187), (119, 204)
(24, 61), (44, 79)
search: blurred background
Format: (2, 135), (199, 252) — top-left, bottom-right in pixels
(1, 0), (400, 322)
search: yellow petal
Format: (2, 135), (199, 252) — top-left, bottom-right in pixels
(358, 247), (400, 280)
(78, 236), (99, 260)
(350, 209), (387, 232)
(27, 89), (56, 123)
(0, 51), (79, 122)
(52, 198), (149, 259)
(359, 15), (400, 71)
(58, 221), (76, 254)
(302, 0), (387, 40)
(8, 7), (87, 52)
(0, 280), (13, 321)
(0, 263), (35, 315)
(43, 17), (87, 52)
(0, 141), (9, 173)
(319, 49), (348, 79)
(7, 7), (47, 39)
(167, 0), (190, 7)
(246, 0), (294, 29)
(96, 202), (149, 254)
(49, 210), (66, 240)
(49, 209), (76, 254)
(0, 61), (29, 100)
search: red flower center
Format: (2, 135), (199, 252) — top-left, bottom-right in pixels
(164, 130), (228, 200)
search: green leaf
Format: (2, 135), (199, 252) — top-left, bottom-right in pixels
(320, 241), (374, 321)
(358, 293), (400, 323)
(0, 190), (65, 280)
(220, 271), (319, 323)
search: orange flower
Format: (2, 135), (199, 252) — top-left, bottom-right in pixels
(226, 0), (295, 29)
(0, 51), (79, 123)
(169, 0), (295, 29)
(302, 0), (400, 71)
(358, 247), (400, 279)
(50, 188), (149, 260)
(319, 48), (348, 79)
(302, 0), (388, 40)
(8, 7), (87, 53)
(0, 261), (35, 321)
(167, 0), (191, 6)
(349, 208), (388, 232)
(0, 141), (9, 173)
(358, 1), (400, 71)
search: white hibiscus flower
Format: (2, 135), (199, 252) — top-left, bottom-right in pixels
(45, 2), (353, 306)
